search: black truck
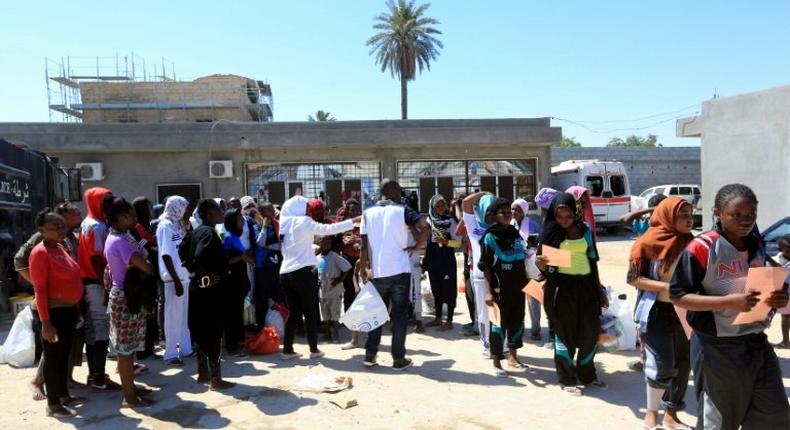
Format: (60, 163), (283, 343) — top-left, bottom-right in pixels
(0, 137), (82, 312)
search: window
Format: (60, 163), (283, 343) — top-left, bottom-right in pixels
(693, 187), (701, 196)
(764, 220), (790, 243)
(610, 175), (626, 196)
(397, 159), (538, 211)
(245, 162), (381, 212)
(586, 176), (604, 197)
(678, 187), (693, 195)
(156, 183), (202, 206)
(669, 187), (680, 195)
(640, 188), (655, 198)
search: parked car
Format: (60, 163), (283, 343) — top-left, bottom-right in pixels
(637, 184), (702, 227)
(762, 216), (790, 257)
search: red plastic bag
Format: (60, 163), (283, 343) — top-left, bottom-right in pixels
(245, 327), (280, 355)
(271, 302), (290, 323)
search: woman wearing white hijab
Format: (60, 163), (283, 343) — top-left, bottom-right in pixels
(278, 196), (360, 360)
(156, 196), (193, 365)
(511, 198), (543, 341)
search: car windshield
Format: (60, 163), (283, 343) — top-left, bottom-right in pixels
(640, 188), (653, 198)
(764, 219), (790, 243)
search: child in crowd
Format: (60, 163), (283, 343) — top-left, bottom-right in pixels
(670, 184), (790, 429)
(317, 235), (352, 342)
(479, 198), (529, 376)
(775, 235), (790, 348)
(536, 192), (607, 395)
(628, 197), (695, 430)
(512, 198), (543, 341)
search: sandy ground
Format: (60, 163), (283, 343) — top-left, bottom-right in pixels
(1, 234), (789, 430)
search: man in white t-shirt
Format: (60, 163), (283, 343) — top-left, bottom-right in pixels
(462, 192), (496, 356)
(156, 196), (193, 365)
(359, 180), (429, 370)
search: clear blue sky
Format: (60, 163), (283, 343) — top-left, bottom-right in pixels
(2, 0), (789, 146)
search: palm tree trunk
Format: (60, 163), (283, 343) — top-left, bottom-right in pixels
(400, 76), (408, 120)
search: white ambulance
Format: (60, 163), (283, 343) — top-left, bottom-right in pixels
(550, 160), (631, 231)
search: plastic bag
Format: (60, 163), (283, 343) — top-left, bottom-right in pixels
(340, 282), (390, 332)
(614, 293), (638, 351)
(0, 306), (36, 367)
(265, 303), (287, 339)
(245, 327), (280, 355)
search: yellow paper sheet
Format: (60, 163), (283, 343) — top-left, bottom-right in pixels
(732, 267), (790, 325)
(522, 280), (545, 304)
(542, 245), (572, 268)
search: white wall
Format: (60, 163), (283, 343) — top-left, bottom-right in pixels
(699, 85), (790, 229)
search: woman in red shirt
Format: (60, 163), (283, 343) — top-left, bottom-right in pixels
(29, 210), (86, 418)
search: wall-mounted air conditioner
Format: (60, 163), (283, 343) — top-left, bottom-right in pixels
(209, 160), (234, 179)
(75, 163), (104, 181)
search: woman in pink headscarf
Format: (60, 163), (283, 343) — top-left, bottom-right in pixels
(566, 186), (596, 239)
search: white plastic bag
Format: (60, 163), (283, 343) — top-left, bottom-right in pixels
(265, 305), (286, 339)
(615, 293), (637, 351)
(0, 306), (36, 367)
(340, 282), (390, 332)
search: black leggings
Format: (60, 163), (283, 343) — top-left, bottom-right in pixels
(34, 308), (77, 407)
(190, 285), (225, 379)
(281, 266), (320, 353)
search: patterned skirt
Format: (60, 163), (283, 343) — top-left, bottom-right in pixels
(108, 288), (147, 355)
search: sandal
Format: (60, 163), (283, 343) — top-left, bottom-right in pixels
(135, 386), (153, 396)
(561, 385), (582, 396)
(121, 396), (154, 409)
(60, 396), (88, 407)
(507, 361), (529, 370)
(133, 363), (150, 376)
(46, 405), (77, 418)
(493, 367), (509, 377)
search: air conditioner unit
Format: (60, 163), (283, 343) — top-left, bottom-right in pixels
(75, 163), (104, 181)
(209, 160), (234, 179)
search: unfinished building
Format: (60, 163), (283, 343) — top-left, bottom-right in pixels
(46, 55), (273, 123)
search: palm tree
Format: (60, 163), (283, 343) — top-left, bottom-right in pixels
(307, 110), (337, 122)
(367, 0), (443, 119)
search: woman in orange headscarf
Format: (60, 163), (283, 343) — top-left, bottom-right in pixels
(627, 197), (695, 430)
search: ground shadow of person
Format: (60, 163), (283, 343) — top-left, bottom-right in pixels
(146, 398), (231, 429)
(224, 381), (319, 416)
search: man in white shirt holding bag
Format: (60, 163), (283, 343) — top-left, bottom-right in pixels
(359, 179), (429, 370)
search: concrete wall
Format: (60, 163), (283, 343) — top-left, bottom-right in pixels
(678, 85), (790, 230)
(551, 147), (701, 195)
(0, 119), (559, 205)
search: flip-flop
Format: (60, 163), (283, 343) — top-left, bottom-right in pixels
(46, 405), (77, 418)
(507, 361), (529, 370)
(133, 363), (149, 376)
(121, 396), (154, 409)
(60, 396), (88, 407)
(493, 368), (509, 377)
(561, 385), (582, 396)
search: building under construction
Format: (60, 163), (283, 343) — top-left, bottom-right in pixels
(46, 55), (273, 123)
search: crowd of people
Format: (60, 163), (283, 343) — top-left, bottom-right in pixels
(14, 179), (790, 428)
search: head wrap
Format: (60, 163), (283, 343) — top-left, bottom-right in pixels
(566, 185), (597, 240)
(534, 187), (559, 211)
(428, 194), (454, 239)
(629, 197), (694, 276)
(83, 187), (112, 222)
(280, 196), (309, 240)
(307, 199), (326, 223)
(160, 195), (189, 236)
(511, 198), (533, 241)
(474, 194), (496, 230)
(540, 192), (588, 249)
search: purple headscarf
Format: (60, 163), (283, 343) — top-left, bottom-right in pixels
(534, 187), (559, 211)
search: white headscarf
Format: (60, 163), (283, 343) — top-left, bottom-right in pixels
(161, 195), (189, 235)
(279, 195), (309, 239)
(512, 198), (532, 241)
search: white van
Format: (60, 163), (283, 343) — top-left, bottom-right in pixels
(551, 160), (631, 230)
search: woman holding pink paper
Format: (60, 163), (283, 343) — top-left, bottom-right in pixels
(627, 197), (694, 430)
(670, 183), (789, 429)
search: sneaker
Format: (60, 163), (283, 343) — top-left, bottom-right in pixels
(363, 356), (378, 368)
(165, 358), (185, 367)
(340, 342), (359, 350)
(392, 358), (413, 371)
(309, 350), (325, 359)
(89, 376), (121, 392)
(280, 352), (302, 360)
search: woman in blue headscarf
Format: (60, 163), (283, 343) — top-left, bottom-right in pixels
(462, 192), (497, 357)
